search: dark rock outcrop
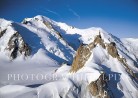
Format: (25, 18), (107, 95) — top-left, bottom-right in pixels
(0, 29), (7, 38)
(88, 73), (112, 98)
(6, 31), (31, 59)
(107, 42), (119, 58)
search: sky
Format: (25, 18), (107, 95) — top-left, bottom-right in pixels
(0, 0), (138, 38)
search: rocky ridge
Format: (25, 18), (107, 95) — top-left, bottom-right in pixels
(0, 21), (31, 59)
(70, 32), (138, 97)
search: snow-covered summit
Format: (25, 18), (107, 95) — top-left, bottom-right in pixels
(0, 16), (75, 64)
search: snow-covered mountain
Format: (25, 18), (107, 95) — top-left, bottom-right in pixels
(0, 15), (138, 98)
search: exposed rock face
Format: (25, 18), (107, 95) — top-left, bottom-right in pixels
(88, 73), (111, 98)
(107, 42), (138, 80)
(6, 32), (31, 59)
(43, 21), (53, 29)
(70, 43), (92, 72)
(117, 55), (138, 80)
(70, 32), (138, 97)
(0, 29), (7, 38)
(107, 42), (119, 58)
(43, 21), (63, 39)
(70, 33), (105, 72)
(94, 34), (106, 49)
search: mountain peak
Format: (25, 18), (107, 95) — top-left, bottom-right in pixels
(0, 16), (138, 98)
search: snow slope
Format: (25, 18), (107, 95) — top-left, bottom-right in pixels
(0, 15), (138, 98)
(121, 38), (138, 60)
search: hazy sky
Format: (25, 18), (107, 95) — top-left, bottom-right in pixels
(0, 0), (138, 38)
